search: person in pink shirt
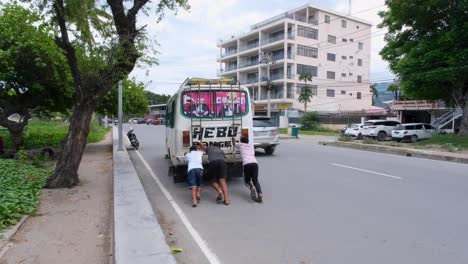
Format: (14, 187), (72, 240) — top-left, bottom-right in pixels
(232, 136), (263, 203)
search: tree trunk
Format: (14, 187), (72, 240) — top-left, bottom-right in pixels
(45, 102), (96, 188)
(304, 102), (307, 113)
(9, 128), (24, 151)
(459, 101), (468, 136)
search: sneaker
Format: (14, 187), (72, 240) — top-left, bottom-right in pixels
(250, 188), (257, 201)
(256, 195), (263, 203)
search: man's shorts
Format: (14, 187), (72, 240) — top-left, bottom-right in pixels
(207, 159), (227, 181)
(187, 168), (203, 188)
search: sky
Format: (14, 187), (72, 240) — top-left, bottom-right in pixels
(131, 0), (394, 95)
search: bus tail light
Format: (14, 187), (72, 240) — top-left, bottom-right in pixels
(241, 128), (249, 139)
(182, 131), (190, 147)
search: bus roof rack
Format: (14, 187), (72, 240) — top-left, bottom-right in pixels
(185, 77), (235, 86)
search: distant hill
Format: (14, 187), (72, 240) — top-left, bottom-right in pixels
(372, 82), (395, 107)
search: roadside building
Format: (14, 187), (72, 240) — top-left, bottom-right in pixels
(217, 3), (373, 126)
(149, 104), (167, 120)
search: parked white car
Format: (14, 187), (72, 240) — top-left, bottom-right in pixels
(361, 120), (401, 141)
(253, 116), (279, 155)
(391, 123), (437, 142)
(344, 124), (364, 139)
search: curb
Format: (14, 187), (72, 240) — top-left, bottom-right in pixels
(112, 127), (176, 264)
(320, 141), (468, 164)
(0, 216), (28, 258)
(279, 135), (298, 140)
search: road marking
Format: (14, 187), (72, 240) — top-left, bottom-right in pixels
(330, 163), (402, 180)
(128, 137), (221, 264)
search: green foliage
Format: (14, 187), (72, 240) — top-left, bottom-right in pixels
(0, 159), (52, 230)
(96, 77), (149, 117)
(0, 3), (73, 114)
(300, 112), (320, 130)
(298, 72), (314, 112)
(0, 120), (109, 150)
(363, 137), (377, 144)
(339, 135), (353, 142)
(145, 90), (171, 105)
(379, 0), (468, 134)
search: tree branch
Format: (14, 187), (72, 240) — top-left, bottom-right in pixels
(128, 0), (150, 21)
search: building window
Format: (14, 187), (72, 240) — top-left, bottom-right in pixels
(358, 59), (362, 66)
(326, 89), (335, 97)
(356, 25), (360, 29)
(297, 64), (318, 77)
(341, 73), (346, 77)
(349, 72), (353, 76)
(298, 26), (318, 40)
(327, 71), (335, 79)
(342, 55), (347, 60)
(325, 15), (330, 24)
(350, 56), (353, 59)
(357, 92), (362, 99)
(357, 75), (362, 83)
(358, 42), (363, 50)
(287, 84), (294, 99)
(296, 84), (318, 95)
(350, 39), (354, 42)
(341, 90), (346, 95)
(297, 45), (318, 58)
(341, 20), (347, 28)
(327, 53), (336, 61)
(342, 38), (347, 42)
(328, 35), (336, 44)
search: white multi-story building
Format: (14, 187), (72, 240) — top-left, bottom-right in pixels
(217, 3), (373, 122)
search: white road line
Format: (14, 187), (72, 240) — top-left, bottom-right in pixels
(127, 137), (222, 264)
(330, 163), (403, 180)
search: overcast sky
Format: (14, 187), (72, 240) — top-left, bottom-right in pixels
(131, 0), (393, 95)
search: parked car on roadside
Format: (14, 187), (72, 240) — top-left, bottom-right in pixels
(253, 116), (279, 155)
(391, 123), (437, 142)
(361, 120), (400, 141)
(136, 118), (146, 124)
(344, 124), (364, 139)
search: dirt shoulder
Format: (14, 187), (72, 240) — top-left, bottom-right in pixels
(0, 132), (113, 264)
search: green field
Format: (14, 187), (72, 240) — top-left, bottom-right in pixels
(0, 120), (109, 150)
(415, 134), (468, 151)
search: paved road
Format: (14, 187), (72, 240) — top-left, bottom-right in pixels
(126, 124), (468, 264)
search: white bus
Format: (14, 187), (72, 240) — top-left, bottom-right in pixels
(165, 77), (254, 182)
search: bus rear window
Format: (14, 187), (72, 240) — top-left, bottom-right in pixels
(182, 91), (248, 118)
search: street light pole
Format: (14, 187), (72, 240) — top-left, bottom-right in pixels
(117, 80), (123, 151)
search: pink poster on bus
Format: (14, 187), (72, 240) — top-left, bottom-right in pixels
(182, 91), (214, 117)
(215, 91), (246, 117)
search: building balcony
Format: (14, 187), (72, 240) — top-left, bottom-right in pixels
(294, 16), (318, 26)
(259, 92), (284, 100)
(240, 78), (258, 85)
(261, 34), (285, 46)
(239, 61), (259, 69)
(239, 42), (259, 52)
(217, 50), (238, 60)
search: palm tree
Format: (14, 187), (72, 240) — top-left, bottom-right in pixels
(371, 83), (379, 105)
(298, 72), (313, 112)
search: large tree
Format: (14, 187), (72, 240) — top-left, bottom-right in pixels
(0, 4), (73, 150)
(379, 0), (468, 135)
(96, 77), (149, 117)
(298, 72), (314, 112)
(144, 90), (170, 105)
(24, 0), (189, 188)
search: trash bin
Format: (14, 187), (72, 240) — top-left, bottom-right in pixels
(291, 127), (299, 138)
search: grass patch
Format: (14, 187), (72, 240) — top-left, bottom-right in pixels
(278, 127), (339, 136)
(415, 134), (468, 151)
(0, 159), (52, 230)
(0, 119), (110, 150)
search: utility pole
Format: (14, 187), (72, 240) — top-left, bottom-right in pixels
(118, 80), (123, 151)
(259, 51), (275, 117)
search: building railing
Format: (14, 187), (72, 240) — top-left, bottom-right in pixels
(221, 49), (237, 58)
(287, 31), (295, 40)
(239, 61), (259, 69)
(240, 78), (258, 85)
(294, 16), (318, 26)
(271, 53), (285, 61)
(260, 92), (284, 100)
(269, 73), (285, 81)
(261, 33), (285, 45)
(225, 65), (238, 72)
(239, 42), (259, 52)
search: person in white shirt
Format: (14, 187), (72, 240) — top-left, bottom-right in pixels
(184, 145), (204, 207)
(232, 137), (263, 203)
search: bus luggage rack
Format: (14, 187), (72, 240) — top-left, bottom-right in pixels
(183, 77), (245, 151)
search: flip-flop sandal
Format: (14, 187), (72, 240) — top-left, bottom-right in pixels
(224, 200), (230, 205)
(192, 203), (197, 208)
(196, 196), (201, 202)
(216, 192), (223, 202)
(250, 188), (257, 201)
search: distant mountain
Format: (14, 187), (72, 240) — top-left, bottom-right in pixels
(372, 82), (395, 107)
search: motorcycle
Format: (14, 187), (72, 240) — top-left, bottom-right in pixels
(127, 129), (139, 150)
